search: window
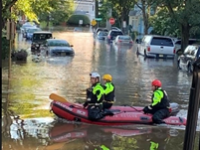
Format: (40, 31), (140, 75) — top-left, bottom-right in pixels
(111, 31), (123, 36)
(33, 33), (52, 41)
(141, 36), (151, 44)
(151, 37), (173, 46)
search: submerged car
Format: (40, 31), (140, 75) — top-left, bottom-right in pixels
(178, 44), (200, 73)
(42, 39), (74, 56)
(24, 27), (41, 40)
(96, 31), (108, 40)
(114, 35), (133, 45)
(20, 22), (36, 34)
(107, 30), (123, 43)
(31, 31), (52, 53)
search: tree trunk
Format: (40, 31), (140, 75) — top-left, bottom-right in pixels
(141, 1), (149, 34)
(181, 23), (190, 52)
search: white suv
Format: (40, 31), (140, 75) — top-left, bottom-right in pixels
(137, 35), (175, 58)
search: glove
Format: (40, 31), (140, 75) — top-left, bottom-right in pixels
(143, 106), (152, 114)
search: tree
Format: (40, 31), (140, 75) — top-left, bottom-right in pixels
(2, 0), (75, 29)
(154, 0), (200, 51)
(100, 0), (135, 28)
(37, 0), (74, 27)
(150, 7), (180, 37)
(133, 0), (157, 35)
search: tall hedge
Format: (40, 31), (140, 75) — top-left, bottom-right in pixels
(67, 15), (90, 26)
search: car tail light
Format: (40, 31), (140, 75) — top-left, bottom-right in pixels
(118, 40), (122, 42)
(147, 46), (150, 51)
(130, 41), (133, 43)
(108, 36), (111, 39)
(173, 49), (176, 54)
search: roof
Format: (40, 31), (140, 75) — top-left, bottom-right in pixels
(47, 39), (67, 42)
(33, 31), (52, 34)
(128, 10), (142, 16)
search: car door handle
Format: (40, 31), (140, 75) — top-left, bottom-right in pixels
(160, 46), (163, 48)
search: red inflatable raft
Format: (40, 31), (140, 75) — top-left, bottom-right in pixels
(49, 123), (152, 143)
(50, 101), (186, 126)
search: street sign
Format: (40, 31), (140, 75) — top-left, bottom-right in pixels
(109, 18), (115, 25)
(79, 20), (83, 25)
(91, 19), (97, 26)
(95, 18), (102, 21)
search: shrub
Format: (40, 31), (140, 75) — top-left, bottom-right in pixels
(67, 15), (90, 26)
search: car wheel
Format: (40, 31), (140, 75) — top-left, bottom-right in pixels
(188, 63), (193, 73)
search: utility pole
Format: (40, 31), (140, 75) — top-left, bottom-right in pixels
(183, 57), (200, 150)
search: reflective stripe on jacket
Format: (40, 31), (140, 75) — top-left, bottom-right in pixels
(92, 82), (105, 102)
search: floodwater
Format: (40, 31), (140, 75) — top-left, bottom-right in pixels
(2, 31), (200, 150)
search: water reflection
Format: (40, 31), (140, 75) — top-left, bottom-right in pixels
(47, 122), (185, 150)
(2, 31), (200, 149)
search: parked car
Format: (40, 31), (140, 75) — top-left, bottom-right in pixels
(93, 28), (108, 37)
(114, 35), (133, 45)
(174, 39), (199, 54)
(111, 27), (121, 31)
(177, 44), (200, 73)
(107, 30), (123, 43)
(24, 27), (41, 40)
(41, 39), (74, 56)
(20, 22), (36, 34)
(137, 35), (175, 58)
(96, 31), (108, 40)
(31, 31), (52, 53)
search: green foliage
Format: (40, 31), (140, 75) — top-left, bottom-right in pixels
(67, 15), (90, 26)
(2, 0), (75, 28)
(38, 0), (74, 26)
(100, 0), (135, 27)
(149, 7), (180, 37)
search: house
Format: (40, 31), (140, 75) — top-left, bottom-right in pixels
(128, 4), (155, 35)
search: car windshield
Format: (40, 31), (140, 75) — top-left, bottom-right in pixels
(22, 24), (33, 28)
(119, 36), (131, 40)
(32, 33), (52, 41)
(98, 32), (108, 36)
(151, 37), (174, 46)
(27, 28), (41, 33)
(48, 40), (70, 46)
(184, 45), (198, 55)
(111, 31), (123, 36)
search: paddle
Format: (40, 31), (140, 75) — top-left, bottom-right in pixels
(49, 93), (68, 103)
(49, 93), (143, 111)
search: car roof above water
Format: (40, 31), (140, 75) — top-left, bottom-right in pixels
(33, 31), (52, 34)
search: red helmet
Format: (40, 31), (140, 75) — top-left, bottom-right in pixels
(152, 79), (162, 87)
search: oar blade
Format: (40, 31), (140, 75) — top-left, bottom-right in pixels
(49, 93), (67, 103)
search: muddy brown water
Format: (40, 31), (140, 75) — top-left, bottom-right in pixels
(2, 32), (199, 150)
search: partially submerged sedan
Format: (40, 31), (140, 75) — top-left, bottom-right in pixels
(42, 39), (75, 56)
(114, 35), (133, 45)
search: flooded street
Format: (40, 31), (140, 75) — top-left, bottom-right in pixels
(2, 31), (200, 150)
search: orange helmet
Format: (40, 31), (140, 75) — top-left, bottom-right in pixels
(152, 79), (162, 87)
